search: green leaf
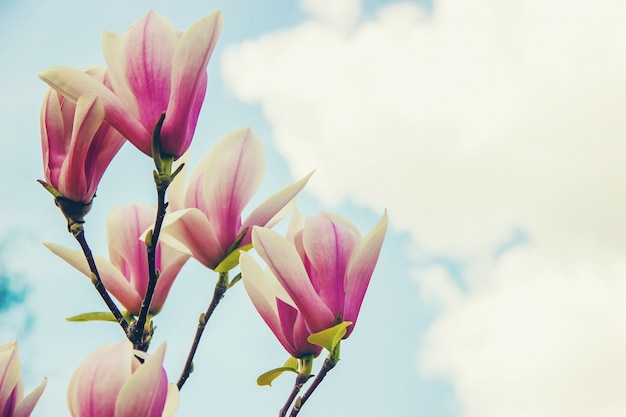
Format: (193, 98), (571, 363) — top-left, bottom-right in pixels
(284, 356), (298, 371)
(66, 311), (134, 323)
(66, 312), (116, 322)
(307, 321), (352, 352)
(256, 357), (299, 386)
(214, 243), (253, 272)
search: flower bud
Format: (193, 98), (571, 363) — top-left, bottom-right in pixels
(67, 341), (178, 417)
(0, 341), (46, 417)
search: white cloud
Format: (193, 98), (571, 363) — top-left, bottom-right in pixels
(222, 0), (626, 416)
(300, 0), (361, 30)
(421, 248), (626, 417)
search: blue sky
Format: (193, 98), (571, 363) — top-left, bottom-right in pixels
(3, 0), (626, 416)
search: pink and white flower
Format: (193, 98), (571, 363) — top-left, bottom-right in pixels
(247, 211), (388, 338)
(39, 10), (222, 158)
(67, 341), (177, 417)
(45, 203), (190, 315)
(40, 68), (125, 203)
(240, 250), (322, 359)
(0, 341), (46, 417)
(160, 127), (312, 271)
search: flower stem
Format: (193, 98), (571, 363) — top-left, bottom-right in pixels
(280, 373), (310, 417)
(72, 224), (129, 333)
(177, 271), (229, 390)
(289, 355), (338, 417)
(130, 183), (168, 351)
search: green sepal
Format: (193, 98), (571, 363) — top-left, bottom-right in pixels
(256, 357), (299, 386)
(228, 272), (242, 289)
(214, 243), (253, 272)
(307, 321), (352, 353)
(37, 180), (62, 198)
(66, 311), (134, 323)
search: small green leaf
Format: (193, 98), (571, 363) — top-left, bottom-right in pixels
(284, 356), (298, 371)
(214, 243), (253, 272)
(256, 357), (299, 386)
(307, 321), (352, 352)
(37, 180), (62, 198)
(228, 273), (242, 288)
(66, 312), (117, 322)
(67, 311), (134, 323)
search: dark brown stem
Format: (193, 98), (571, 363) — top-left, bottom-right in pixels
(280, 373), (309, 417)
(289, 356), (338, 417)
(72, 225), (129, 333)
(177, 272), (229, 390)
(130, 184), (168, 351)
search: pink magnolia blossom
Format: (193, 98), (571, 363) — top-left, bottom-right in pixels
(45, 203), (190, 315)
(67, 341), (178, 417)
(240, 250), (322, 359)
(160, 127), (313, 271)
(40, 68), (125, 203)
(0, 341), (46, 417)
(249, 211), (388, 339)
(39, 10), (222, 158)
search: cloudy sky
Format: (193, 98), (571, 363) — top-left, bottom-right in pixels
(2, 0), (626, 416)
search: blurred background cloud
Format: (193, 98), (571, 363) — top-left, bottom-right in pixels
(222, 0), (626, 416)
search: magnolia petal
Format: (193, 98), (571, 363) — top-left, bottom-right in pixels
(0, 342), (20, 408)
(59, 94), (104, 201)
(107, 204), (153, 294)
(68, 342), (132, 417)
(343, 211), (388, 335)
(124, 10), (178, 132)
(13, 377), (46, 417)
(286, 209), (304, 243)
(160, 208), (224, 269)
(115, 343), (168, 417)
(303, 214), (359, 316)
(82, 68), (127, 200)
(186, 127), (264, 250)
(43, 242), (142, 314)
(292, 310), (322, 358)
(39, 66), (151, 155)
(40, 89), (65, 188)
(150, 244), (190, 313)
(161, 10), (222, 156)
(240, 171), (314, 246)
(161, 384), (180, 417)
(321, 211), (362, 239)
(101, 30), (139, 116)
(240, 253), (296, 356)
(252, 227), (335, 333)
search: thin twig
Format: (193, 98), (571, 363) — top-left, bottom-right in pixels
(280, 373), (309, 417)
(130, 184), (168, 351)
(73, 225), (129, 333)
(289, 356), (337, 417)
(177, 272), (229, 389)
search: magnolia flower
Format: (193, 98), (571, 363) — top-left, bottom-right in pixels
(67, 341), (178, 417)
(45, 203), (190, 315)
(40, 68), (125, 203)
(0, 341), (46, 417)
(249, 211), (388, 338)
(39, 10), (222, 158)
(160, 127), (312, 271)
(241, 251), (322, 359)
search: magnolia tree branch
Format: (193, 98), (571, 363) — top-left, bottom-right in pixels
(130, 184), (168, 351)
(177, 271), (229, 389)
(280, 373), (310, 417)
(72, 225), (129, 333)
(289, 356), (338, 417)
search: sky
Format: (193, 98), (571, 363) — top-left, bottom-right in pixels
(2, 0), (626, 416)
